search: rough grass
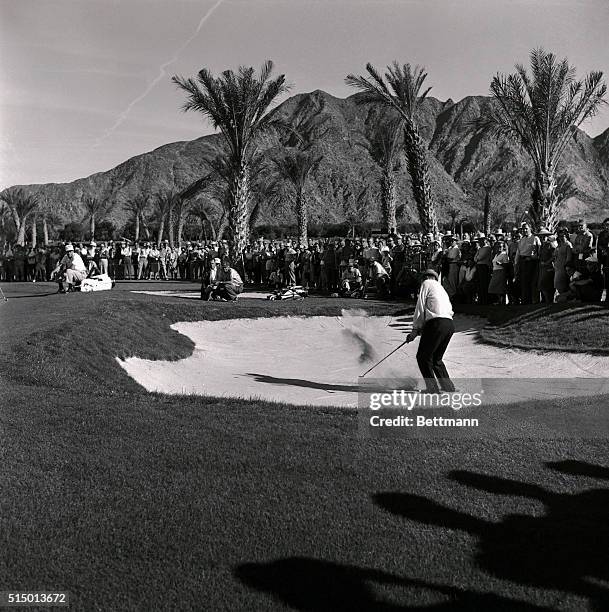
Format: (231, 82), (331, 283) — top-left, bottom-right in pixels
(1, 282), (608, 611)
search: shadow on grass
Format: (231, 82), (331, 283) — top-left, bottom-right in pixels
(4, 292), (60, 299)
(235, 557), (550, 611)
(372, 462), (609, 610)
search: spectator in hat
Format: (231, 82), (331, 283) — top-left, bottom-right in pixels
(553, 229), (573, 296)
(341, 260), (363, 297)
(537, 229), (556, 303)
(488, 240), (510, 304)
(474, 234), (492, 304)
(99, 242), (109, 275)
(52, 243), (87, 293)
(368, 259), (390, 298)
(112, 241), (123, 280)
(515, 224), (541, 304)
(573, 221), (593, 270)
(570, 256), (603, 302)
(597, 217), (609, 301)
(207, 260), (243, 301)
(201, 257), (222, 299)
(506, 228), (521, 304)
(122, 242), (133, 280)
(442, 237), (461, 298)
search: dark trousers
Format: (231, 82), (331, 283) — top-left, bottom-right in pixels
(416, 317), (455, 393)
(476, 264), (491, 304)
(520, 258), (539, 304)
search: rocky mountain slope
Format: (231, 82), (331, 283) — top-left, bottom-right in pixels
(8, 90), (609, 232)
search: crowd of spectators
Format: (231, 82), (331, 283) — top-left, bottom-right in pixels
(1, 217), (607, 304)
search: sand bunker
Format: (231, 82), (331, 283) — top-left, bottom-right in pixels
(117, 312), (609, 407)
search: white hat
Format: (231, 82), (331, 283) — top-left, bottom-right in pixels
(213, 257), (221, 264)
(65, 243), (74, 252)
(90, 241), (97, 247)
(538, 228), (552, 236)
(475, 231), (486, 239)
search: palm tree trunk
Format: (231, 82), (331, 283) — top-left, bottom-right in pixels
(380, 169), (396, 234)
(90, 215), (95, 241)
(248, 202), (260, 236)
(483, 191), (492, 236)
(228, 163), (250, 262)
(177, 207), (186, 247)
(31, 215), (37, 248)
(168, 202), (175, 248)
(157, 218), (165, 247)
(532, 172), (559, 232)
(403, 124), (438, 235)
(42, 217), (49, 246)
(135, 215), (140, 242)
(16, 216), (26, 246)
(216, 211), (227, 241)
(296, 191), (308, 245)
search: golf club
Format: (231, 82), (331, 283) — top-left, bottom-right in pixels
(360, 337), (412, 378)
(0, 285), (7, 302)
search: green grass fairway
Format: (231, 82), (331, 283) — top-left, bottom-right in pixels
(1, 282), (608, 611)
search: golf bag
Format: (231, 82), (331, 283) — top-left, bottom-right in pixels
(80, 274), (115, 292)
(266, 285), (308, 301)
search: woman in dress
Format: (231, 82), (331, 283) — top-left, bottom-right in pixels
(488, 240), (510, 304)
(442, 237), (461, 297)
(538, 229), (557, 303)
(553, 229), (573, 297)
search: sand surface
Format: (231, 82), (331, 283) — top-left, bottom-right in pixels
(117, 313), (609, 407)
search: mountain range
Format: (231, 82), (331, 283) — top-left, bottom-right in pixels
(9, 89), (609, 232)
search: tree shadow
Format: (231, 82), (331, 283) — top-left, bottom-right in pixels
(235, 557), (550, 611)
(545, 460), (609, 480)
(373, 462), (609, 610)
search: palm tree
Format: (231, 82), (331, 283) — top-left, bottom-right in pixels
(339, 178), (375, 238)
(82, 196), (113, 240)
(0, 187), (39, 246)
(359, 117), (404, 233)
(172, 61), (291, 261)
(249, 173), (282, 235)
(477, 48), (606, 230)
(272, 150), (322, 245)
(124, 195), (149, 242)
(447, 207), (460, 234)
(153, 190), (177, 246)
(346, 62), (438, 234)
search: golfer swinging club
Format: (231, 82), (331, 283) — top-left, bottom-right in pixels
(405, 268), (456, 393)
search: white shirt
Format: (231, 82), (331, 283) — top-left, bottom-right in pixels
(370, 261), (388, 278)
(412, 279), (454, 334)
(60, 252), (87, 272)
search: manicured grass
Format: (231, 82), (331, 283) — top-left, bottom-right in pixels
(1, 282), (608, 611)
(476, 302), (609, 354)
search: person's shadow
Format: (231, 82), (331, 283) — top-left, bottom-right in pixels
(373, 461), (609, 610)
(234, 461), (608, 610)
(235, 557), (550, 611)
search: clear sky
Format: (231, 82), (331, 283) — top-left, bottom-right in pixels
(1, 0), (608, 188)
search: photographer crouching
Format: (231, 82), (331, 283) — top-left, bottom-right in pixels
(51, 243), (87, 293)
(202, 259), (243, 302)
